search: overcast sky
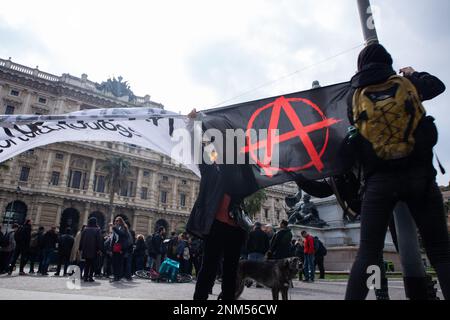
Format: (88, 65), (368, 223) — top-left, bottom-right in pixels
(1, 0), (449, 185)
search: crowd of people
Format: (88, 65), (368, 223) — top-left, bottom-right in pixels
(0, 215), (327, 285)
(0, 216), (205, 282)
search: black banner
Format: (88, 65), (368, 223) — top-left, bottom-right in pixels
(203, 82), (354, 190)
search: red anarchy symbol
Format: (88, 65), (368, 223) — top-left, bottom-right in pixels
(242, 96), (341, 177)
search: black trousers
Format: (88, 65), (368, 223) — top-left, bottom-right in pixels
(345, 171), (450, 300)
(83, 257), (96, 280)
(8, 247), (29, 273)
(56, 253), (71, 275)
(112, 252), (124, 280)
(194, 220), (246, 300)
(315, 255), (325, 279)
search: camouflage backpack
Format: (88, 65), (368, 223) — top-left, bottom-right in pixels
(352, 75), (425, 160)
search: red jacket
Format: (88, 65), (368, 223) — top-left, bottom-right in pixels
(304, 235), (315, 255)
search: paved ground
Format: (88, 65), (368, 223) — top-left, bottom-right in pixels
(0, 270), (443, 300)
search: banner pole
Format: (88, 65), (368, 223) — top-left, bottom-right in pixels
(357, 0), (379, 45)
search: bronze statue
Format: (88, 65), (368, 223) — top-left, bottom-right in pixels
(286, 192), (328, 228)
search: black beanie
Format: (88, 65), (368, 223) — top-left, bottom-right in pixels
(357, 43), (393, 71)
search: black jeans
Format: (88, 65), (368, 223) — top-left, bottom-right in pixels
(345, 171), (450, 300)
(83, 257), (96, 280)
(55, 253), (71, 275)
(8, 247), (29, 273)
(315, 255), (325, 279)
(194, 220), (246, 300)
(112, 252), (124, 280)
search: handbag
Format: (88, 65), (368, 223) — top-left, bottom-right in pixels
(229, 204), (253, 233)
(112, 242), (122, 253)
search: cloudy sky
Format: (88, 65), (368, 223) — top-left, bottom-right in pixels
(1, 0), (449, 185)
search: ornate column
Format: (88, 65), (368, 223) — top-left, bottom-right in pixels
(87, 158), (97, 192)
(34, 204), (42, 225)
(82, 203), (90, 227)
(54, 205), (63, 226)
(41, 151), (53, 187)
(132, 212), (138, 231)
(60, 153), (72, 187)
(172, 179), (178, 208)
(135, 168), (143, 199)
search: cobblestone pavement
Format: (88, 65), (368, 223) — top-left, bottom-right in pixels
(0, 271), (444, 300)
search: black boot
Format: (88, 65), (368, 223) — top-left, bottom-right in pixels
(425, 275), (440, 300)
(403, 277), (429, 300)
(375, 277), (390, 300)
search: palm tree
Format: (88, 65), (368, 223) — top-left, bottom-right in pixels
(244, 189), (267, 220)
(102, 156), (131, 224)
(0, 159), (11, 171)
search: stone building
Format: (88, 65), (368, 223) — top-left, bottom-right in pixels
(0, 57), (294, 236)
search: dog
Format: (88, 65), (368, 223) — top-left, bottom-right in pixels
(219, 257), (301, 300)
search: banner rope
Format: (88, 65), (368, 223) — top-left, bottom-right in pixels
(208, 43), (365, 109)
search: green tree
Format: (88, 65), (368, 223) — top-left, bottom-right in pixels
(0, 160), (11, 171)
(102, 156), (131, 224)
(244, 189), (267, 219)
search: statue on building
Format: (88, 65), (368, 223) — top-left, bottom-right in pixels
(96, 76), (136, 102)
(285, 191), (328, 228)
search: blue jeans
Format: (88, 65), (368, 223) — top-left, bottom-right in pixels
(146, 255), (154, 269)
(248, 253), (265, 262)
(304, 254), (315, 281)
(40, 249), (54, 274)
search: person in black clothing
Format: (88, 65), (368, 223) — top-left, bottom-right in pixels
(55, 228), (74, 276)
(187, 109), (258, 301)
(190, 237), (203, 277)
(40, 226), (58, 276)
(345, 43), (450, 300)
(293, 239), (305, 281)
(314, 236), (327, 280)
(110, 217), (129, 282)
(267, 220), (293, 260)
(134, 234), (146, 271)
(151, 227), (166, 271)
(28, 226), (44, 274)
(8, 219), (32, 275)
(246, 222), (269, 262)
(79, 217), (102, 282)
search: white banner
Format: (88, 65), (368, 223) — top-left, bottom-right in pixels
(0, 107), (200, 176)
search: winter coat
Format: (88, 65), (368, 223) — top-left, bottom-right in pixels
(303, 235), (315, 255)
(79, 226), (102, 259)
(110, 226), (128, 254)
(176, 239), (189, 260)
(348, 44), (446, 178)
(246, 227), (270, 255)
(58, 234), (75, 256)
(70, 231), (83, 263)
(15, 224), (31, 249)
(134, 238), (146, 257)
(186, 115), (258, 239)
(42, 231), (58, 250)
(269, 228), (293, 260)
(0, 230), (16, 252)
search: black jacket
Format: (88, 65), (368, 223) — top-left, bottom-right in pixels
(15, 224), (31, 249)
(79, 227), (102, 259)
(269, 228), (293, 260)
(348, 48), (445, 178)
(186, 115), (259, 239)
(246, 227), (270, 255)
(58, 234), (74, 256)
(42, 231), (58, 250)
(134, 238), (146, 257)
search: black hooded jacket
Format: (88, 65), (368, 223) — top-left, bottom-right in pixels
(186, 115), (258, 239)
(348, 44), (446, 177)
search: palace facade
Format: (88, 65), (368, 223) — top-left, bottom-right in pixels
(0, 57), (296, 236)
